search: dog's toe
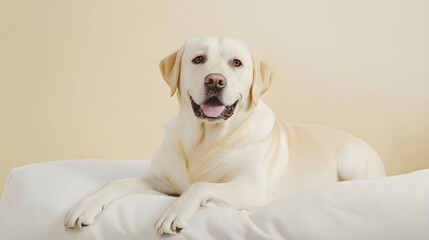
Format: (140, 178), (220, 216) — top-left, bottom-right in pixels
(172, 217), (187, 232)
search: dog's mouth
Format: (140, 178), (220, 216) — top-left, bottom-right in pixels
(191, 97), (238, 121)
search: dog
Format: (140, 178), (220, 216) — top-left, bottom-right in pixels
(64, 36), (386, 235)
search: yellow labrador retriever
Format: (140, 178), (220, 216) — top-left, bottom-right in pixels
(64, 37), (386, 235)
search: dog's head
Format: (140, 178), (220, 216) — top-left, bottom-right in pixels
(160, 37), (273, 122)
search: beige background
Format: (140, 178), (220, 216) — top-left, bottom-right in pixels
(1, 0), (428, 195)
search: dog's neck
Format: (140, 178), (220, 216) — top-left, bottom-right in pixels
(176, 101), (275, 160)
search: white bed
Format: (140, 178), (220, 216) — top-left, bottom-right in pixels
(0, 160), (428, 240)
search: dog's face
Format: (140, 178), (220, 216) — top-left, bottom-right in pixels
(160, 37), (273, 123)
(182, 37), (254, 121)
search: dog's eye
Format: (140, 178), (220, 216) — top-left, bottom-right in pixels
(232, 59), (243, 67)
(192, 55), (206, 64)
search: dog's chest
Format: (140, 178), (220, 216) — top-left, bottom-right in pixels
(181, 139), (232, 183)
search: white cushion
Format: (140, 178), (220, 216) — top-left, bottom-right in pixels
(1, 160), (428, 240)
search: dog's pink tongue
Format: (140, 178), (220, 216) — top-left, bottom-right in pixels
(201, 104), (225, 118)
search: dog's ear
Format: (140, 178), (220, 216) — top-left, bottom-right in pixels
(159, 46), (185, 97)
(250, 53), (273, 106)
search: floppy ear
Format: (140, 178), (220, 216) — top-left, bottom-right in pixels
(159, 46), (185, 97)
(251, 53), (274, 106)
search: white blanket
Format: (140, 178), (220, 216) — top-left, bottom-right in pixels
(1, 160), (428, 240)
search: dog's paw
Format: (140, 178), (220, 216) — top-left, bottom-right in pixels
(154, 183), (205, 235)
(64, 197), (106, 229)
(154, 202), (193, 235)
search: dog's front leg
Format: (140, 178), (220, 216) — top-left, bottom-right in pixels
(155, 178), (262, 235)
(64, 176), (174, 229)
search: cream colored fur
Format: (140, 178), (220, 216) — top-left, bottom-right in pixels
(64, 37), (386, 235)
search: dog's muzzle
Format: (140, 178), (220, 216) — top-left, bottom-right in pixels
(190, 73), (238, 121)
(191, 96), (238, 121)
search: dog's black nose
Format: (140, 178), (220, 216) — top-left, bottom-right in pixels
(205, 73), (227, 91)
